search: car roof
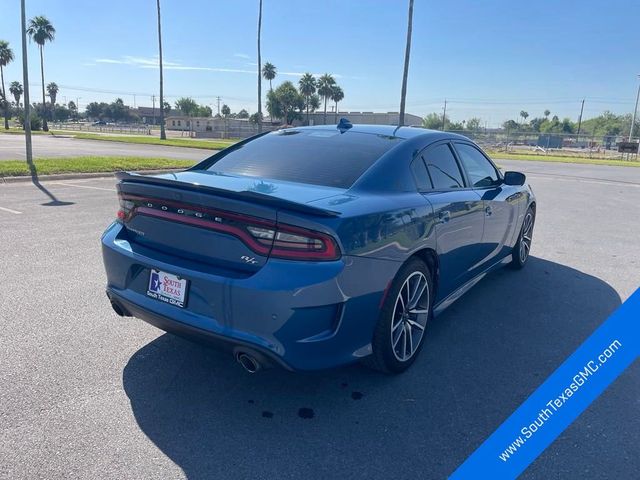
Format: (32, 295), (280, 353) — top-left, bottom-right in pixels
(288, 123), (470, 142)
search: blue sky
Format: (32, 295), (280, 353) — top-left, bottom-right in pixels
(1, 0), (639, 126)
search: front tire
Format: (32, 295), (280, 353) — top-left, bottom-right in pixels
(365, 258), (433, 374)
(511, 206), (535, 269)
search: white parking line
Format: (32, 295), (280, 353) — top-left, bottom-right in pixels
(0, 206), (22, 214)
(46, 182), (116, 192)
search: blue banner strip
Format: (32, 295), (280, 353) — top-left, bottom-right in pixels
(450, 288), (640, 479)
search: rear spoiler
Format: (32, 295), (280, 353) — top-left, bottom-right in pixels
(115, 171), (340, 218)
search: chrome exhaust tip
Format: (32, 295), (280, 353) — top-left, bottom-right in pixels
(236, 352), (261, 374)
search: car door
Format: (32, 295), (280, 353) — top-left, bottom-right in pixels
(413, 141), (486, 302)
(452, 141), (521, 268)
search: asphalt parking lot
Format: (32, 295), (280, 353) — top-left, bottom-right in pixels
(0, 160), (638, 479)
(0, 134), (214, 161)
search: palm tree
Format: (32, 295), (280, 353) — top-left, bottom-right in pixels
(262, 62), (276, 92)
(10, 81), (23, 107)
(330, 85), (344, 123)
(544, 109), (550, 118)
(0, 40), (15, 129)
(156, 0), (166, 140)
(46, 82), (58, 105)
(399, 0), (414, 126)
(27, 16), (55, 131)
(298, 73), (316, 125)
(257, 0), (263, 133)
(317, 74), (336, 125)
(520, 110), (529, 124)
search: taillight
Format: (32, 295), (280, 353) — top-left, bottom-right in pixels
(247, 224), (339, 261)
(117, 194), (340, 261)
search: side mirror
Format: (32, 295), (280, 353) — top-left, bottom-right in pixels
(504, 171), (526, 186)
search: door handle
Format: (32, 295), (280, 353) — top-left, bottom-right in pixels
(438, 210), (451, 223)
(485, 205), (493, 216)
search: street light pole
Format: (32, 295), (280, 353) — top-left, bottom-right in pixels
(629, 75), (640, 142)
(20, 0), (33, 166)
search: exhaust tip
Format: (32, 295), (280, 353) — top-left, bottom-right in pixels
(236, 352), (261, 374)
(110, 301), (130, 317)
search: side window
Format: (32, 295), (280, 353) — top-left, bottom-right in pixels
(410, 157), (432, 191)
(422, 143), (465, 189)
(455, 143), (499, 188)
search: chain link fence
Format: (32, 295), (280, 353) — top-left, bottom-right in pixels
(445, 130), (639, 160)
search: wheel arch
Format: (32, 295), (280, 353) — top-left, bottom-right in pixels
(411, 248), (439, 299)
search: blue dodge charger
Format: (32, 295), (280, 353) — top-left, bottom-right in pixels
(102, 122), (535, 373)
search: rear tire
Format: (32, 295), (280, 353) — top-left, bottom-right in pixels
(510, 206), (535, 269)
(364, 258), (433, 374)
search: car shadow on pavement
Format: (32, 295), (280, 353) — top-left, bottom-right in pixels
(122, 257), (621, 480)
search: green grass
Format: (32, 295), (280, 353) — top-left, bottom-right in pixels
(0, 156), (195, 177)
(0, 127), (50, 135)
(61, 132), (237, 150)
(486, 150), (640, 167)
(0, 128), (238, 149)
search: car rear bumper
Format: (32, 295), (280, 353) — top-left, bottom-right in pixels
(101, 222), (401, 371)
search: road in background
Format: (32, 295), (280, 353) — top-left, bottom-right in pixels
(0, 161), (638, 479)
(0, 134), (214, 161)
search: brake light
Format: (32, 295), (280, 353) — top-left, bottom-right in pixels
(117, 194), (340, 261)
(247, 223), (339, 261)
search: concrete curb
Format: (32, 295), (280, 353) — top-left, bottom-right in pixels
(0, 168), (183, 184)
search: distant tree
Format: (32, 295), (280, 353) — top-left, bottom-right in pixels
(466, 117), (481, 131)
(503, 119), (519, 131)
(0, 40), (14, 129)
(544, 109), (550, 118)
(309, 94), (320, 113)
(67, 100), (77, 120)
(237, 108), (249, 119)
(27, 16), (56, 131)
(221, 104), (231, 117)
(162, 101), (171, 113)
(298, 72), (316, 125)
(196, 105), (212, 117)
(578, 111), (631, 136)
(529, 117), (546, 132)
(317, 73), (336, 125)
(330, 85), (344, 123)
(46, 82), (58, 106)
(249, 111), (262, 125)
(519, 110), (529, 124)
(85, 102), (102, 120)
(448, 120), (465, 131)
(10, 81), (23, 107)
(422, 112), (445, 130)
(262, 62), (277, 92)
(175, 97), (199, 116)
(266, 81), (304, 125)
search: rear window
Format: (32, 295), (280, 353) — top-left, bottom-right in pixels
(198, 129), (403, 188)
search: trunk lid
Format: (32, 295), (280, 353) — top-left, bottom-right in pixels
(116, 171), (343, 274)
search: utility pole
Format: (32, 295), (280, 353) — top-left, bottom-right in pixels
(151, 95), (156, 125)
(216, 96), (221, 116)
(76, 97), (81, 121)
(398, 0), (414, 126)
(441, 99), (447, 130)
(576, 98), (585, 136)
(20, 0), (32, 166)
(133, 94), (137, 109)
(629, 75), (640, 142)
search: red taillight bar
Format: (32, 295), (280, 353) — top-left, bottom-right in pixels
(117, 194), (340, 261)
